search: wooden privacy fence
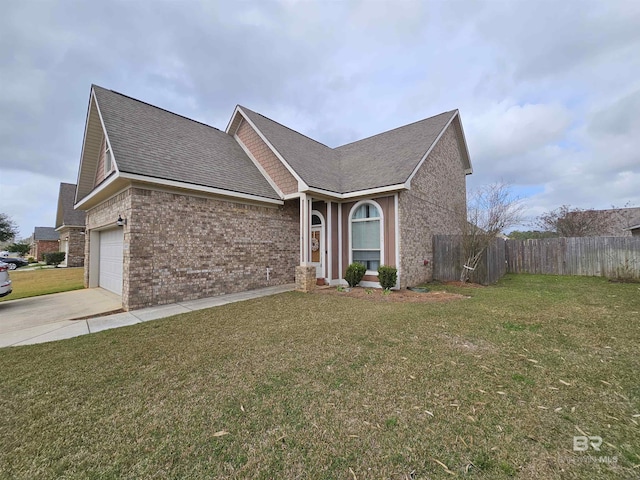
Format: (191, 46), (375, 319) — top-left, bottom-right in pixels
(505, 237), (640, 279)
(433, 235), (640, 284)
(432, 235), (506, 285)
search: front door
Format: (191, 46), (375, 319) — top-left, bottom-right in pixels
(311, 212), (324, 279)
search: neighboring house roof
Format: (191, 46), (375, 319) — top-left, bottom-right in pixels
(33, 227), (59, 241)
(564, 207), (640, 236)
(90, 86), (280, 201)
(625, 217), (640, 231)
(238, 106), (472, 194)
(56, 183), (86, 228)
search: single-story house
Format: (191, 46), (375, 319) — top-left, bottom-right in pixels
(74, 85), (472, 310)
(30, 227), (59, 261)
(625, 217), (640, 237)
(55, 182), (86, 267)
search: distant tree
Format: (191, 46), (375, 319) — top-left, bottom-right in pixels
(6, 242), (31, 257)
(508, 230), (557, 240)
(0, 214), (18, 243)
(536, 205), (612, 237)
(459, 182), (524, 282)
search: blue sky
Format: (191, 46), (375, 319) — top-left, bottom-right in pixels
(1, 0), (639, 239)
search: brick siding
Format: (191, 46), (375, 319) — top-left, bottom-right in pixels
(58, 226), (85, 267)
(32, 241), (59, 261)
(399, 124), (467, 288)
(85, 187), (300, 310)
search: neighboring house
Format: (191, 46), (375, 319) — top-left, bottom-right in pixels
(625, 217), (640, 237)
(30, 227), (59, 260)
(55, 182), (86, 267)
(566, 207), (640, 237)
(74, 85), (472, 310)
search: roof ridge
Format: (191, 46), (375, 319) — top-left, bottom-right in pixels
(92, 85), (224, 133)
(239, 105), (334, 150)
(335, 110), (457, 149)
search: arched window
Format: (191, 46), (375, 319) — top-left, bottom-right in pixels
(350, 201), (383, 272)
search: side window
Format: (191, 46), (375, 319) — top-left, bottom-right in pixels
(350, 201), (382, 272)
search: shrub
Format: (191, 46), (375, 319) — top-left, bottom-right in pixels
(44, 252), (66, 267)
(344, 262), (366, 288)
(378, 265), (398, 290)
(27, 257), (37, 264)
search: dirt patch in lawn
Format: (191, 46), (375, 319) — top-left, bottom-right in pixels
(314, 286), (468, 303)
(442, 281), (486, 288)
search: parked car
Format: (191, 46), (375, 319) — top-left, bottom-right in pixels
(0, 257), (28, 270)
(0, 262), (12, 297)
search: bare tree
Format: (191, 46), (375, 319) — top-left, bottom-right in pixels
(460, 183), (524, 282)
(536, 205), (612, 237)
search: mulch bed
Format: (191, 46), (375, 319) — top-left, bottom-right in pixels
(313, 286), (469, 303)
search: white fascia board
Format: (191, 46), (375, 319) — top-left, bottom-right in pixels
(234, 133), (284, 199)
(236, 107), (308, 189)
(74, 172), (121, 210)
(284, 192), (301, 200)
(75, 90), (95, 205)
(405, 111), (457, 188)
(224, 105), (242, 134)
(453, 111), (473, 174)
(119, 172), (283, 205)
(303, 184), (406, 200)
(55, 224), (85, 232)
(92, 90), (120, 176)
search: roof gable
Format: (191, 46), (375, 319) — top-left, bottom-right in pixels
(56, 183), (86, 228)
(76, 86), (280, 205)
(235, 107), (472, 194)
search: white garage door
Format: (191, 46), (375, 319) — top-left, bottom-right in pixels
(99, 228), (123, 295)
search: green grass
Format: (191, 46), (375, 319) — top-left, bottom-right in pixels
(0, 267), (84, 302)
(1, 274), (639, 478)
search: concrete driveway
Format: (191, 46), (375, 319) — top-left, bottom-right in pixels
(0, 284), (295, 348)
(0, 288), (122, 346)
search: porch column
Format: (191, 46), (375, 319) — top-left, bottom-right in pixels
(300, 193), (310, 265)
(326, 200), (332, 282)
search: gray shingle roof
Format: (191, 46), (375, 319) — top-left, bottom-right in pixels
(57, 183), (85, 227)
(335, 111), (457, 193)
(34, 227), (59, 241)
(239, 107), (460, 193)
(239, 107), (342, 192)
(92, 86), (279, 200)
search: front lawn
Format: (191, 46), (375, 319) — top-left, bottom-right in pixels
(0, 267), (84, 302)
(0, 275), (638, 478)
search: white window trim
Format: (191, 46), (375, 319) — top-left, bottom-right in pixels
(348, 199), (384, 276)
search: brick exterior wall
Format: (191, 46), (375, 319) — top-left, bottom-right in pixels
(236, 118), (298, 195)
(399, 124), (467, 288)
(31, 241), (60, 261)
(85, 186), (300, 310)
(58, 226), (85, 267)
(84, 189), (133, 296)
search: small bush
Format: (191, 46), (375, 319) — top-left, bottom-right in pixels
(378, 265), (398, 290)
(27, 257), (37, 264)
(344, 262), (366, 288)
(44, 252), (66, 267)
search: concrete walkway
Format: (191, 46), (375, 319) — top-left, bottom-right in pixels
(0, 284), (295, 348)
